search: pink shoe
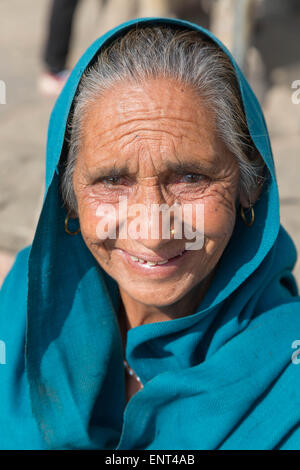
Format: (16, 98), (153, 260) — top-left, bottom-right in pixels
(38, 70), (70, 97)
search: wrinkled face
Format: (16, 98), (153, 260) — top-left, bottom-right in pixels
(73, 78), (241, 307)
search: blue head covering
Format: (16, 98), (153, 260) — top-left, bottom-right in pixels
(1, 18), (300, 450)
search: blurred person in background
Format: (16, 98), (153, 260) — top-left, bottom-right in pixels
(39, 0), (81, 96)
(38, 0), (212, 98)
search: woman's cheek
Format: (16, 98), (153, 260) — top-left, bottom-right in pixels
(201, 197), (237, 243)
(78, 199), (103, 241)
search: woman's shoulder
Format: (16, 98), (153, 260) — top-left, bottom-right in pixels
(0, 245), (30, 290)
(0, 245), (46, 449)
(0, 245), (31, 334)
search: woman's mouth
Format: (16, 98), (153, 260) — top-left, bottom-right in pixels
(128, 251), (185, 265)
(116, 248), (190, 278)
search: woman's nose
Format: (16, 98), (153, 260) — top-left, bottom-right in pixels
(126, 182), (177, 246)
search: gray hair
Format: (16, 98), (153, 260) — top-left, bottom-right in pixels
(61, 25), (265, 215)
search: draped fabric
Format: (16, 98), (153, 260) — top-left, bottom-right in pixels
(1, 18), (300, 450)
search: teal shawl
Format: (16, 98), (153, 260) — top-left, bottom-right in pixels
(1, 18), (300, 450)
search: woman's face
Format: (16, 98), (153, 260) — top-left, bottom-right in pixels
(73, 77), (241, 307)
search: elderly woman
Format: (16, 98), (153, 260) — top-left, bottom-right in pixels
(1, 17), (300, 450)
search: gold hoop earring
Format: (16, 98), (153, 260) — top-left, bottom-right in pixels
(240, 206), (255, 227)
(64, 214), (81, 235)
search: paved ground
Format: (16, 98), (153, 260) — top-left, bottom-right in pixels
(0, 0), (299, 286)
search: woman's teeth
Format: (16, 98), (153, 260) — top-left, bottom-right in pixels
(129, 252), (184, 266)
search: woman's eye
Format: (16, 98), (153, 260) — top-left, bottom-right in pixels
(181, 173), (205, 183)
(99, 173), (206, 187)
(103, 176), (123, 185)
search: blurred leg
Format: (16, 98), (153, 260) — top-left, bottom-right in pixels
(43, 0), (80, 74)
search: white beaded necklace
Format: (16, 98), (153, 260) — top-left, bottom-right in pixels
(123, 359), (144, 389)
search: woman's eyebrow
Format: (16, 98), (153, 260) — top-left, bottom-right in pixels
(88, 160), (213, 180)
(88, 163), (130, 180)
(164, 161), (213, 174)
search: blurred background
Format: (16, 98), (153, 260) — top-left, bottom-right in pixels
(0, 0), (299, 286)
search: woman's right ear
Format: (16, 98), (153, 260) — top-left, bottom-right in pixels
(239, 151), (265, 208)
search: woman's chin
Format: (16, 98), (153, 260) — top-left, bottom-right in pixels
(117, 279), (195, 309)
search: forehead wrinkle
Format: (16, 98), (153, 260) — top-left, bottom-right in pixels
(83, 108), (201, 141)
(106, 117), (195, 139)
(89, 121), (214, 157)
(88, 128), (191, 156)
(81, 154), (122, 179)
(80, 80), (227, 177)
(135, 142), (168, 179)
(84, 128), (222, 177)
